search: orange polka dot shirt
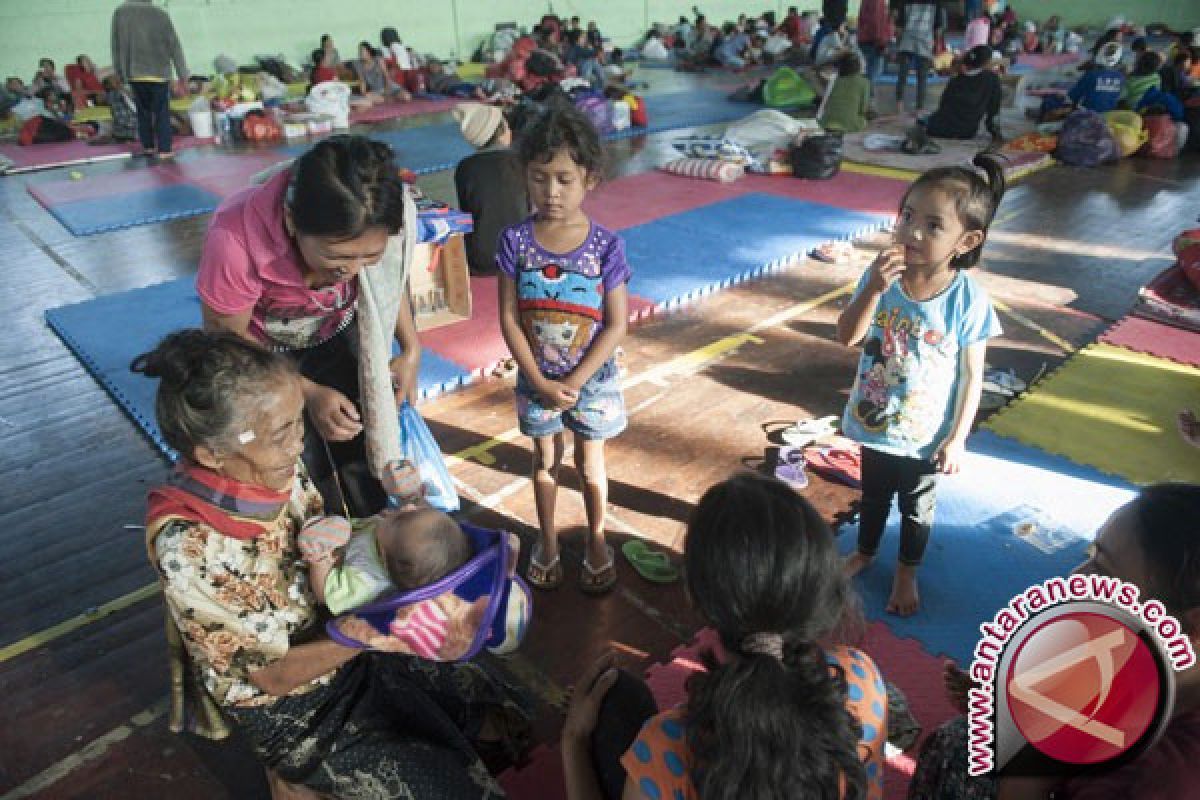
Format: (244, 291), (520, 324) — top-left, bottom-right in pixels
(620, 645), (888, 800)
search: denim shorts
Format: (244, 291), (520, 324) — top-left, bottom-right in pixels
(515, 359), (627, 440)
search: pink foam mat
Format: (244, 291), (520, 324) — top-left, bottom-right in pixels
(583, 169), (908, 233)
(350, 95), (461, 124)
(26, 151), (289, 207)
(1, 134), (211, 172)
(742, 171), (908, 215)
(584, 170), (744, 230)
(1099, 314), (1200, 368)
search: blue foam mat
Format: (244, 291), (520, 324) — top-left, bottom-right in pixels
(620, 193), (888, 304)
(838, 430), (1137, 665)
(43, 184), (222, 237)
(45, 278), (473, 460)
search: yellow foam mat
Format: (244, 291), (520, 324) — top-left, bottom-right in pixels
(74, 96), (198, 124)
(984, 343), (1200, 485)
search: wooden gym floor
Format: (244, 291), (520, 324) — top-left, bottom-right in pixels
(1, 66), (1197, 798)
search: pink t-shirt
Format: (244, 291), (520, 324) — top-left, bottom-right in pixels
(1061, 708), (1200, 799)
(965, 18), (991, 50)
(196, 168), (358, 350)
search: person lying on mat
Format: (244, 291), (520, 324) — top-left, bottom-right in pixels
(134, 329), (531, 799)
(907, 483), (1200, 800)
(921, 45), (1003, 142)
(196, 134), (422, 518)
(559, 472), (888, 800)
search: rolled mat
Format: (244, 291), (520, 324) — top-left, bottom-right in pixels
(659, 157), (745, 182)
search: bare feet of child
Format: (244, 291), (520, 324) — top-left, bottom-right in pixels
(887, 564), (920, 616)
(843, 551), (873, 578)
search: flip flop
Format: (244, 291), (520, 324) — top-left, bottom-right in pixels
(805, 443), (863, 488)
(525, 542), (563, 591)
(621, 540), (680, 584)
(580, 545), (618, 595)
(774, 445), (809, 489)
(781, 414), (840, 447)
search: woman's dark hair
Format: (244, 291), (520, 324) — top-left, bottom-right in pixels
(381, 27), (401, 48)
(288, 134), (406, 239)
(1130, 484), (1200, 630)
(517, 105), (605, 175)
(130, 329), (295, 457)
(683, 473), (866, 800)
(358, 40), (376, 58)
(964, 44), (993, 71)
(320, 34), (332, 47)
(1175, 51), (1193, 68)
(311, 48), (324, 67)
(835, 49), (862, 76)
(901, 152), (1007, 269)
(1133, 50), (1162, 76)
(1131, 37), (1147, 53)
(39, 57), (54, 70)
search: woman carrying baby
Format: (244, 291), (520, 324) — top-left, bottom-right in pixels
(135, 328), (529, 799)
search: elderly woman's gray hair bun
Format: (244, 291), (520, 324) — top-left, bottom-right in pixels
(131, 329), (295, 457)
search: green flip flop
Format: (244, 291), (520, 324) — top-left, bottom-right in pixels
(621, 540), (680, 584)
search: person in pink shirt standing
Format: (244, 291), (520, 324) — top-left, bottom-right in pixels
(196, 135), (421, 517)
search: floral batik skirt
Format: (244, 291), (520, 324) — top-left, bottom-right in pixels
(226, 653), (531, 799)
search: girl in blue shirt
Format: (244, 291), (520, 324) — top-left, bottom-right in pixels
(837, 153), (1006, 616)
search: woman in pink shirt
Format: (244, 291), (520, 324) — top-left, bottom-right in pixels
(196, 135), (421, 516)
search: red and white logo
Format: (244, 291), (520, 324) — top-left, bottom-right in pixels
(1006, 611), (1161, 765)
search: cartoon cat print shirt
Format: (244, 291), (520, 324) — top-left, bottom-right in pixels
(496, 217), (631, 378)
(841, 270), (1001, 460)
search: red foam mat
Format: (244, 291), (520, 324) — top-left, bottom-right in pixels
(349, 95), (461, 124)
(584, 170), (744, 230)
(1, 134), (211, 172)
(1098, 314), (1200, 368)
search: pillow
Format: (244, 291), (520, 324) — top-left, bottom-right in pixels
(660, 157), (744, 182)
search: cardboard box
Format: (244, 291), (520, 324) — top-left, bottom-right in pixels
(410, 233), (472, 331)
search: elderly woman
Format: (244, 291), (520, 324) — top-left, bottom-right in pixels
(134, 329), (529, 798)
(197, 135), (420, 517)
(907, 483), (1200, 800)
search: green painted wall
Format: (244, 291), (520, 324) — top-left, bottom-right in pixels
(3, 1), (1196, 87)
(0, 0), (837, 83)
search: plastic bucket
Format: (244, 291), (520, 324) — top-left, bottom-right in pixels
(188, 110), (215, 138)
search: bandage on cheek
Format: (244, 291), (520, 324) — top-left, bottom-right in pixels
(238, 430), (256, 445)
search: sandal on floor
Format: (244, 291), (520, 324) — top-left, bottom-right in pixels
(806, 442), (863, 489)
(781, 414), (840, 447)
(580, 545), (618, 595)
(774, 445), (810, 489)
(525, 542), (563, 591)
(621, 540), (680, 584)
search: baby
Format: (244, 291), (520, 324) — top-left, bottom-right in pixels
(299, 504), (470, 615)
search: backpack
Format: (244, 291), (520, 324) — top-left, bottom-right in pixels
(790, 132), (843, 179)
(1054, 109), (1118, 167)
(572, 89), (613, 134)
(1139, 113), (1179, 159)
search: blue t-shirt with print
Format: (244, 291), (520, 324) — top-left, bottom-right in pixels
(1068, 68), (1124, 113)
(841, 270), (1001, 460)
(495, 217), (631, 378)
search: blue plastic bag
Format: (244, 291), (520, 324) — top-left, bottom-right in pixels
(398, 401), (460, 513)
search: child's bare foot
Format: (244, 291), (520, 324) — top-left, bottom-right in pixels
(887, 564), (920, 616)
(843, 551), (873, 578)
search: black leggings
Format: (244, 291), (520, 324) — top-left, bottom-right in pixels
(591, 670), (659, 800)
(856, 447), (940, 566)
(288, 326), (387, 517)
